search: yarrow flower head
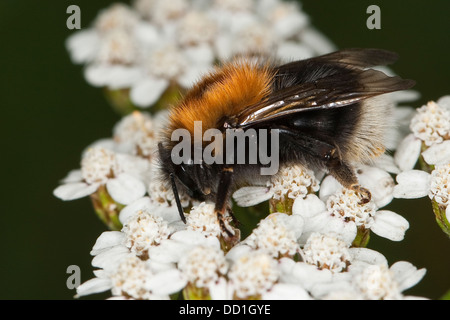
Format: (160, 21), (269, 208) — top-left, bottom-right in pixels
(302, 233), (351, 273)
(244, 212), (302, 258)
(186, 202), (237, 242)
(66, 0), (335, 111)
(178, 246), (228, 289)
(325, 186), (409, 245)
(410, 101), (450, 147)
(326, 188), (376, 228)
(81, 147), (117, 185)
(113, 111), (159, 158)
(122, 209), (172, 258)
(353, 264), (400, 300)
(271, 165), (320, 201)
(110, 256), (161, 299)
(429, 163), (450, 207)
(228, 250), (279, 299)
(232, 165), (320, 214)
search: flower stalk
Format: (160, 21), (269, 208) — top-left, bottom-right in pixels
(431, 200), (450, 237)
(90, 184), (124, 230)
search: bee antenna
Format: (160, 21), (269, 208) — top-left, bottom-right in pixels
(170, 172), (187, 224)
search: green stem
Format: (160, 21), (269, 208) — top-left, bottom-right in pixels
(182, 283), (211, 300)
(103, 88), (136, 116)
(352, 226), (370, 247)
(90, 185), (124, 230)
(431, 200), (450, 237)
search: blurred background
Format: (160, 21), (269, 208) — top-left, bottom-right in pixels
(0, 0), (449, 299)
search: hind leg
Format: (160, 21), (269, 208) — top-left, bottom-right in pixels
(325, 151), (371, 204)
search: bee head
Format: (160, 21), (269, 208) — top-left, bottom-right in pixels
(157, 142), (206, 202)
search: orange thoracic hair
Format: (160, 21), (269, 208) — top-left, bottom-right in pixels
(167, 59), (274, 137)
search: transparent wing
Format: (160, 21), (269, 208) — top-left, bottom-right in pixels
(235, 49), (415, 128)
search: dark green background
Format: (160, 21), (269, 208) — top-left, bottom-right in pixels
(0, 0), (449, 299)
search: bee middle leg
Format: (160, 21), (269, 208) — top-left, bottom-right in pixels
(278, 128), (371, 204)
(214, 166), (238, 238)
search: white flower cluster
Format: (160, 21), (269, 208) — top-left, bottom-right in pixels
(394, 96), (450, 223)
(55, 98), (434, 300)
(61, 104), (427, 299)
(75, 193), (425, 300)
(53, 111), (190, 223)
(66, 0), (335, 108)
(57, 0), (450, 301)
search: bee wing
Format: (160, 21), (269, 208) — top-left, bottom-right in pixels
(236, 49), (415, 128)
(278, 48), (400, 71)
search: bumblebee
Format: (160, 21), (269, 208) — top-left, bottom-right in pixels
(157, 48), (415, 236)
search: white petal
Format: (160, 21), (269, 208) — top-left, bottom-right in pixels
(273, 11), (309, 39)
(371, 210), (409, 241)
(75, 277), (112, 298)
(390, 261), (426, 292)
(318, 215), (357, 245)
(276, 42), (313, 61)
(84, 64), (140, 89)
(107, 65), (141, 89)
(372, 154), (400, 174)
(269, 212), (304, 239)
(133, 22), (160, 47)
(421, 140), (450, 165)
(170, 230), (220, 249)
(91, 246), (131, 271)
(394, 134), (422, 171)
(437, 95), (450, 111)
(292, 194), (326, 218)
(60, 169), (82, 183)
(299, 212), (357, 246)
(289, 262), (333, 290)
(349, 247), (388, 266)
(84, 64), (109, 87)
(318, 175), (342, 201)
(130, 77), (169, 108)
(208, 277), (232, 300)
(178, 64), (212, 89)
(119, 196), (152, 224)
(90, 231), (126, 256)
(226, 244), (253, 262)
(83, 138), (117, 155)
(106, 173), (146, 205)
(298, 27), (336, 55)
(145, 269), (187, 295)
(446, 206), (450, 223)
(214, 34), (233, 62)
(53, 182), (98, 200)
(262, 283), (311, 300)
(232, 186), (273, 207)
(65, 30), (100, 64)
(147, 239), (189, 264)
(393, 170), (430, 199)
(183, 44), (214, 65)
(356, 166), (395, 208)
(147, 260), (176, 274)
(115, 153), (152, 180)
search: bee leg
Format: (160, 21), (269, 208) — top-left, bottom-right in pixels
(214, 166), (236, 238)
(277, 129), (371, 204)
(325, 153), (371, 205)
(169, 172), (186, 223)
(227, 206), (240, 227)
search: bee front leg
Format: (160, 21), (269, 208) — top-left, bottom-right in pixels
(214, 166), (239, 240)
